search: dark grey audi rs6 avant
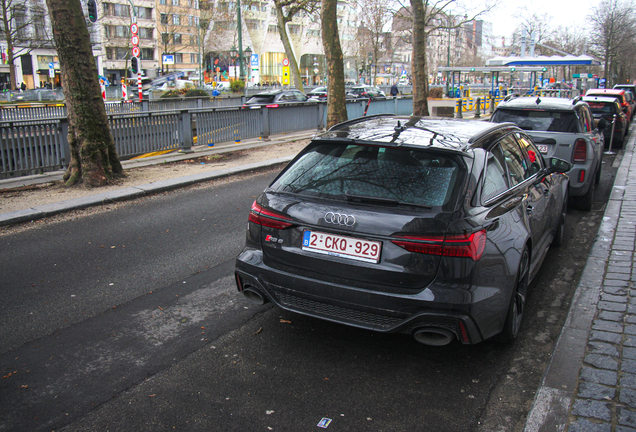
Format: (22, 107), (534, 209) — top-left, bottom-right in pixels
(235, 115), (571, 346)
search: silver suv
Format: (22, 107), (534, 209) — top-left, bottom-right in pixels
(491, 96), (603, 210)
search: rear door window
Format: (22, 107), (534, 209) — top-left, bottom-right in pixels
(270, 143), (463, 208)
(499, 135), (527, 186)
(482, 144), (510, 203)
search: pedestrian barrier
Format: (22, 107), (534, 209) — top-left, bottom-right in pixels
(0, 97), (413, 179)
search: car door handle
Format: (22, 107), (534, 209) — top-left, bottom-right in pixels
(527, 205), (534, 215)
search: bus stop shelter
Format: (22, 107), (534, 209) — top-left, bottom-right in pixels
(437, 66), (545, 96)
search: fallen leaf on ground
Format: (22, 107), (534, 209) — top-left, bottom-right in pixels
(280, 319), (292, 324)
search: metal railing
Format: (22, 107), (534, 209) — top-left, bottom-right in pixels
(1, 97), (412, 179)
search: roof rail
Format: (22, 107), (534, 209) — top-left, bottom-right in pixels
(327, 114), (396, 131)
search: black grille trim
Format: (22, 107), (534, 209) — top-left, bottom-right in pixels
(274, 291), (404, 329)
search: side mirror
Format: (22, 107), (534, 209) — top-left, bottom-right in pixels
(547, 157), (573, 174)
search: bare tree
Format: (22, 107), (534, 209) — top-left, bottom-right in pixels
(45, 0), (123, 186)
(588, 0), (636, 86)
(321, 0), (347, 127)
(409, 0), (490, 116)
(273, 0), (319, 92)
(1, 0), (54, 90)
(357, 0), (394, 84)
(508, 8), (553, 56)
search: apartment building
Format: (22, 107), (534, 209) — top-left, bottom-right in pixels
(0, 0), (57, 90)
(203, 0), (359, 86)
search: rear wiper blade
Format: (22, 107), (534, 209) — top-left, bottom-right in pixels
(343, 192), (431, 209)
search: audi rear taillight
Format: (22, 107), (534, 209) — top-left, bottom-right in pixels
(248, 201), (294, 229)
(391, 230), (487, 261)
(573, 139), (587, 163)
(265, 104), (279, 108)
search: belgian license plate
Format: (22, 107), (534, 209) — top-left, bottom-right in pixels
(536, 144), (549, 154)
(302, 230), (381, 263)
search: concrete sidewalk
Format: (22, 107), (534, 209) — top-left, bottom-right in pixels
(525, 130), (636, 431)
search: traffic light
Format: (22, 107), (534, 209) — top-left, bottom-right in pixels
(470, 67), (475, 72)
(87, 0), (98, 23)
(510, 67), (516, 72)
(542, 67), (547, 72)
(131, 56), (138, 74)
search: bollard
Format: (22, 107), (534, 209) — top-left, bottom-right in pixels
(475, 97), (481, 118)
(490, 95), (495, 114)
(455, 99), (463, 119)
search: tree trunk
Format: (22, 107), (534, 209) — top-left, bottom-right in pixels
(46, 0), (123, 187)
(321, 0), (347, 128)
(275, 5), (304, 92)
(411, 0), (430, 116)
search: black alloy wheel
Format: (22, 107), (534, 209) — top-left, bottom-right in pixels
(496, 247), (530, 343)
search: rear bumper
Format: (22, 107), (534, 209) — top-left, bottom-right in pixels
(235, 249), (511, 345)
(567, 166), (594, 197)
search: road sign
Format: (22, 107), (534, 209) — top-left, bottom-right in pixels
(162, 54), (174, 65)
(49, 63), (55, 78)
(282, 58), (289, 67)
(130, 23), (138, 34)
(251, 54), (259, 66)
(131, 35), (139, 46)
(132, 46), (140, 58)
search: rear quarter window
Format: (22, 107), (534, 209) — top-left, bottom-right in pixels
(270, 143), (464, 208)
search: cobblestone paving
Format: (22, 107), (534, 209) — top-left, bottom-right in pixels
(568, 152), (636, 431)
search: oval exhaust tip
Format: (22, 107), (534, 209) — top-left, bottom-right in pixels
(413, 328), (455, 346)
(243, 287), (266, 305)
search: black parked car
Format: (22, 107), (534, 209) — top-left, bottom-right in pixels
(583, 95), (628, 148)
(235, 115), (571, 346)
(242, 89), (313, 108)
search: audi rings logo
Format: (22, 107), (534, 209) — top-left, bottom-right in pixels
(325, 212), (355, 227)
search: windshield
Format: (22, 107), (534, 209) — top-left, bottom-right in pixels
(491, 109), (579, 132)
(269, 143), (463, 207)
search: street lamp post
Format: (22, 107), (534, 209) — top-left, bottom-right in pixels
(244, 46), (252, 96)
(236, 0), (245, 82)
(229, 46), (238, 81)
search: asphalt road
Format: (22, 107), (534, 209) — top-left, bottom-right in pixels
(0, 155), (619, 432)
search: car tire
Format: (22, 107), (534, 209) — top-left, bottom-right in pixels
(552, 192), (567, 248)
(496, 246), (529, 343)
(573, 182), (594, 211)
(595, 160), (602, 185)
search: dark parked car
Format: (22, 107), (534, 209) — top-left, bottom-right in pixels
(583, 95), (628, 149)
(307, 86), (328, 101)
(242, 89), (313, 108)
(491, 95), (603, 210)
(613, 84), (636, 120)
(235, 115), (571, 346)
(585, 88), (632, 128)
(346, 85), (386, 100)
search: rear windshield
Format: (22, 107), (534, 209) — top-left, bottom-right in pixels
(587, 102), (617, 114)
(269, 143), (463, 207)
(246, 95), (275, 104)
(492, 109), (579, 132)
